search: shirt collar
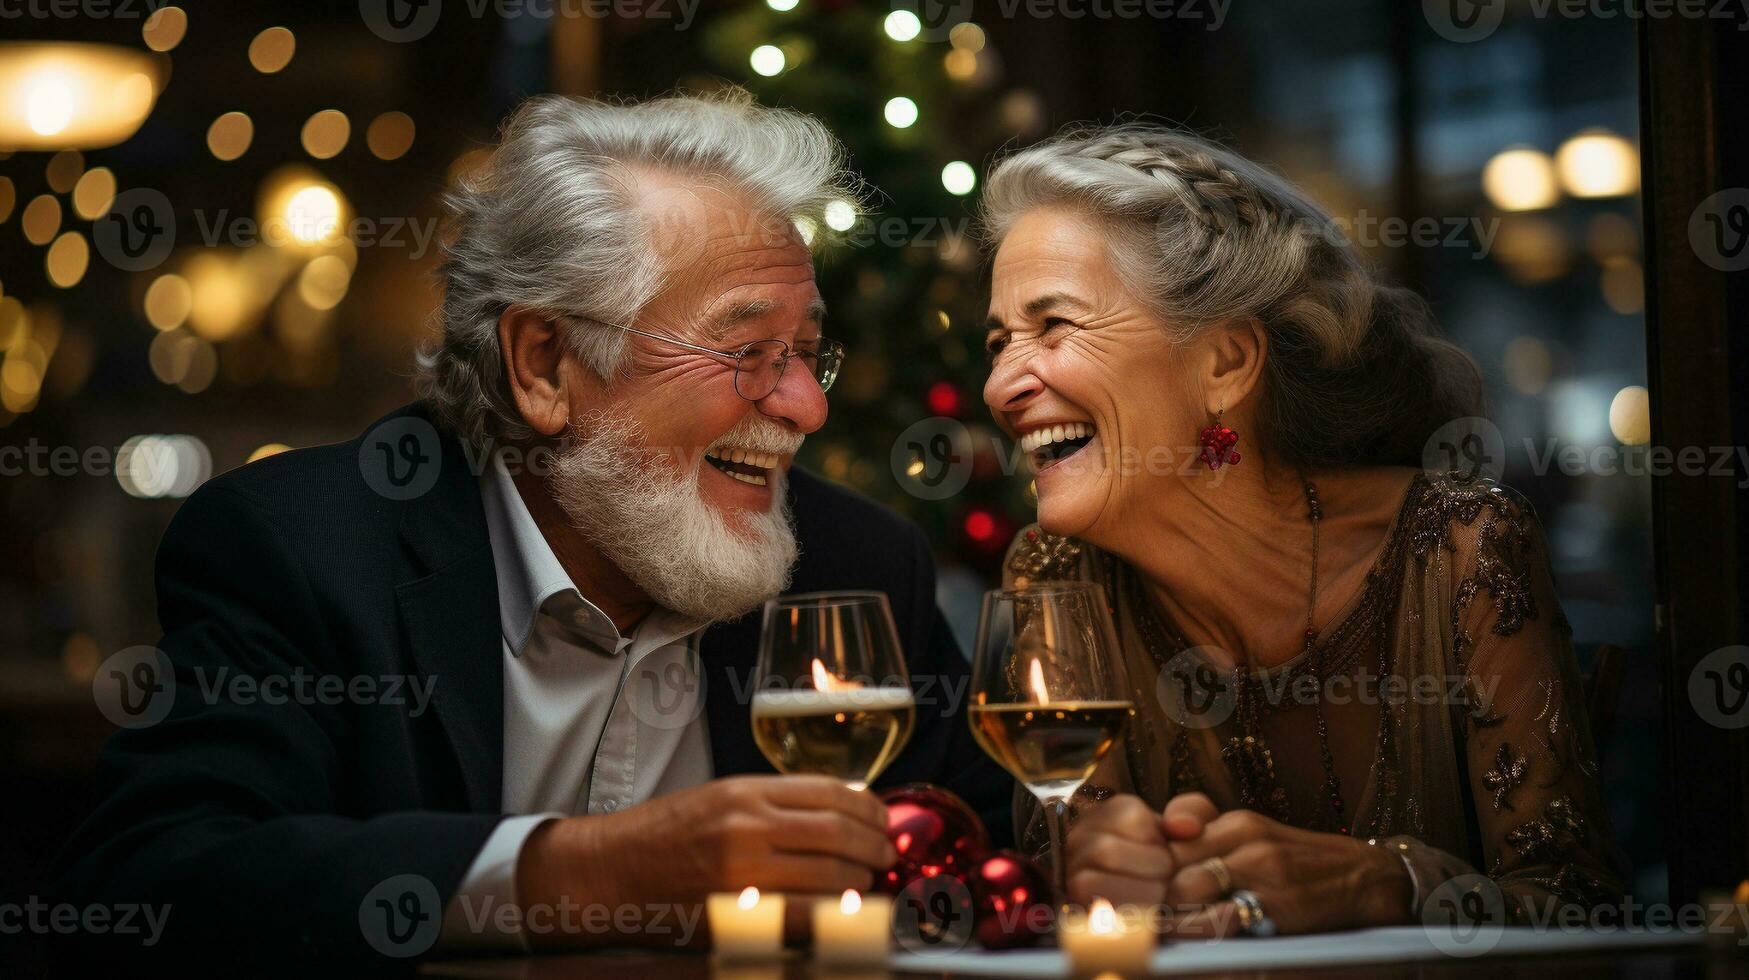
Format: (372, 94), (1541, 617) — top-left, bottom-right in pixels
(480, 451), (618, 656)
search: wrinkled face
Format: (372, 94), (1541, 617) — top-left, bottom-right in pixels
(983, 208), (1201, 539)
(574, 178), (829, 535)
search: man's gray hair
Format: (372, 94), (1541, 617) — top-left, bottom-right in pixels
(417, 89), (860, 448)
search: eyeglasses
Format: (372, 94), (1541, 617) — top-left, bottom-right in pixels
(564, 316), (844, 402)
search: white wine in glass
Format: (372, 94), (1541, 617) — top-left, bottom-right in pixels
(968, 582), (1134, 901)
(752, 591), (915, 791)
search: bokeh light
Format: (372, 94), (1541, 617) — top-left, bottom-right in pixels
(249, 27), (296, 73)
(301, 110), (351, 159)
(941, 161), (976, 195)
(884, 97), (918, 129)
(1608, 385), (1651, 446)
(365, 112), (415, 161)
(71, 166), (116, 219)
(1556, 129), (1638, 198)
(1482, 148), (1559, 211)
(750, 45), (786, 77)
(141, 6), (187, 52)
(207, 111), (254, 161)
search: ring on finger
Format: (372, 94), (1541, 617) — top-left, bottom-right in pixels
(1195, 856), (1233, 895)
(1230, 889), (1276, 937)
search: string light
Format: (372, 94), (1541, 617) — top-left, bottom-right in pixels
(366, 111), (415, 160)
(249, 27), (296, 74)
(72, 167), (116, 219)
(824, 199), (856, 232)
(750, 45), (786, 77)
(21, 194), (60, 245)
(766, 0), (798, 9)
(884, 11), (922, 41)
(300, 110), (351, 160)
(941, 161), (976, 195)
(1608, 386), (1650, 446)
(883, 97), (918, 129)
(45, 150), (83, 193)
(1482, 148), (1558, 211)
(207, 111), (254, 161)
(46, 232), (89, 287)
(141, 6), (187, 52)
(1555, 129), (1637, 198)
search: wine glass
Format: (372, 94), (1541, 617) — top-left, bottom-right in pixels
(968, 582), (1135, 903)
(752, 591), (916, 791)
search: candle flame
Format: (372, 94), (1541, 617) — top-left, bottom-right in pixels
(737, 886), (760, 910)
(1090, 898), (1116, 935)
(811, 658), (858, 693)
(840, 889), (861, 914)
(1029, 658), (1049, 703)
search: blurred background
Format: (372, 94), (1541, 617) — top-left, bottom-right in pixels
(0, 0), (1662, 931)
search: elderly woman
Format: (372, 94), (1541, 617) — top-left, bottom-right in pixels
(979, 125), (1623, 936)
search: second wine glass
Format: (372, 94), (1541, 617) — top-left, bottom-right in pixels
(752, 591), (916, 791)
(968, 582), (1135, 903)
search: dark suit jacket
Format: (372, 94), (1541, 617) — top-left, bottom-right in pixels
(53, 403), (1008, 967)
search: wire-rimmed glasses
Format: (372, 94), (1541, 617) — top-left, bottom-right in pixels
(563, 315), (844, 401)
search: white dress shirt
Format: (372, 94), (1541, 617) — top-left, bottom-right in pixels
(439, 453), (714, 948)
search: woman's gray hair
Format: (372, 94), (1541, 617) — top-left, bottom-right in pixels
(980, 123), (1483, 469)
(418, 89), (860, 448)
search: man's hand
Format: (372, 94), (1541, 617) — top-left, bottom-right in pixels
(516, 775), (896, 948)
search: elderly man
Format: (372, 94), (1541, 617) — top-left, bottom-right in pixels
(56, 92), (1007, 964)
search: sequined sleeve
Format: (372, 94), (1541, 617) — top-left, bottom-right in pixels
(1391, 485), (1625, 923)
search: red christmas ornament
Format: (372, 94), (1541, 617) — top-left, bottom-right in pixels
(927, 381), (962, 417)
(969, 849), (1053, 950)
(876, 784), (992, 894)
(1197, 413), (1241, 470)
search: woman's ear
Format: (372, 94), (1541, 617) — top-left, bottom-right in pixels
(499, 307), (589, 438)
(1200, 317), (1268, 414)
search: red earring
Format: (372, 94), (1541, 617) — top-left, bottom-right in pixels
(1198, 408), (1241, 470)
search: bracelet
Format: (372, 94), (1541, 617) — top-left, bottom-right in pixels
(1366, 836), (1424, 917)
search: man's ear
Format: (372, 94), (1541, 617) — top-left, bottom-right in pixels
(499, 307), (589, 438)
(1200, 317), (1268, 414)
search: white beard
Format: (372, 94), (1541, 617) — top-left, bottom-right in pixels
(549, 408), (801, 624)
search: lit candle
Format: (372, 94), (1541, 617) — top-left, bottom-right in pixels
(811, 889), (892, 969)
(708, 886), (785, 961)
(1059, 899), (1155, 977)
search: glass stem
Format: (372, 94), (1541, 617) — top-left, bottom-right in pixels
(1045, 796), (1069, 905)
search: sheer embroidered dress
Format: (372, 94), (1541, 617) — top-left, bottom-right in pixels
(1003, 475), (1624, 921)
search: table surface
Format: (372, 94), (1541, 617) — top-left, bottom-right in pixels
(421, 945), (1728, 979)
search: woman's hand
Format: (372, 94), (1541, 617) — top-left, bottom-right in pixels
(1160, 798), (1414, 937)
(1062, 793), (1217, 906)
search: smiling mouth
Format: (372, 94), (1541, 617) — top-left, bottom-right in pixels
(1019, 422), (1097, 468)
(704, 447), (781, 487)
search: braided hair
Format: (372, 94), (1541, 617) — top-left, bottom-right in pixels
(979, 123), (1483, 469)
